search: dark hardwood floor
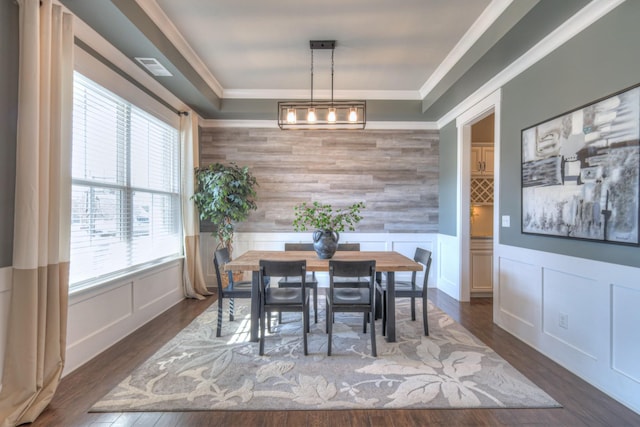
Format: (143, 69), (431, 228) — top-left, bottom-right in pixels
(31, 289), (640, 426)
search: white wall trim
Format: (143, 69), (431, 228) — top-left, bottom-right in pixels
(198, 118), (437, 130)
(135, 0), (224, 98)
(223, 89), (422, 101)
(437, 0), (625, 128)
(436, 234), (460, 299)
(494, 242), (640, 415)
(0, 267), (11, 293)
(419, 0), (512, 99)
(64, 259), (184, 376)
(453, 89), (501, 302)
(0, 266), (12, 386)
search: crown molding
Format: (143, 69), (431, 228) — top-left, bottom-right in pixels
(136, 0), (224, 98)
(198, 119), (437, 130)
(223, 89), (422, 101)
(437, 0), (625, 128)
(419, 0), (512, 100)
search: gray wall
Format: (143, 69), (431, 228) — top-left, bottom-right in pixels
(422, 0), (589, 121)
(438, 121), (457, 236)
(0, 1), (18, 267)
(500, 0), (640, 268)
(199, 128), (440, 233)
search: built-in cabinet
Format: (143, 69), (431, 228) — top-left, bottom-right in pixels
(470, 238), (493, 294)
(471, 143), (494, 176)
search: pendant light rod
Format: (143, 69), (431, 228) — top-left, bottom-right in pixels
(331, 48), (334, 105)
(278, 40), (366, 130)
(310, 47), (313, 106)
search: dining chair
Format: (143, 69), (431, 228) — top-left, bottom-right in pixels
(213, 247), (255, 338)
(334, 243), (368, 287)
(278, 243), (319, 323)
(326, 260), (377, 357)
(337, 243), (360, 251)
(377, 247), (431, 336)
(259, 259), (309, 356)
(332, 242), (381, 321)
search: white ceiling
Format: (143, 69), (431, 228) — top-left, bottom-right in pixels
(66, 0), (585, 119)
(146, 0), (494, 100)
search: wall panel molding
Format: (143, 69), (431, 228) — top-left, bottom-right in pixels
(495, 243), (640, 415)
(64, 260), (184, 375)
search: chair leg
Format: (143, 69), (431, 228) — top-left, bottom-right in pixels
(259, 304), (266, 356)
(381, 290), (387, 337)
(423, 295), (429, 336)
(362, 312), (367, 334)
(411, 297), (416, 321)
(327, 304), (333, 356)
(229, 297), (235, 321)
(313, 286), (318, 324)
(303, 304), (309, 355)
(370, 307), (377, 357)
(216, 296), (223, 337)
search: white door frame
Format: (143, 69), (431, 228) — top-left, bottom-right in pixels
(455, 89), (501, 302)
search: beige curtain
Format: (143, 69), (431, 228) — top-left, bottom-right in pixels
(0, 1), (73, 426)
(180, 112), (211, 299)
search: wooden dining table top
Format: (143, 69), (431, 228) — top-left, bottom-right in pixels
(224, 250), (423, 272)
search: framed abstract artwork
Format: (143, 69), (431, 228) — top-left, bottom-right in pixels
(521, 84), (640, 245)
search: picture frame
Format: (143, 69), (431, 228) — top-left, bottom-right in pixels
(521, 84), (640, 245)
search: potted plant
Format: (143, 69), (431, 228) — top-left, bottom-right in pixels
(191, 162), (258, 255)
(293, 201), (365, 258)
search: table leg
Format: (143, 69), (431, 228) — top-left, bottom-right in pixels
(250, 270), (260, 342)
(386, 271), (396, 342)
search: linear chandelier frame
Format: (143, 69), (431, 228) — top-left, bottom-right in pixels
(278, 40), (366, 130)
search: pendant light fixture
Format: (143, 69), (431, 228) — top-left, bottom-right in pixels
(278, 40), (366, 130)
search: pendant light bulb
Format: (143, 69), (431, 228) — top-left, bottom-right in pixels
(327, 108), (337, 123)
(348, 107), (358, 122)
(286, 108), (297, 124)
(307, 108), (317, 123)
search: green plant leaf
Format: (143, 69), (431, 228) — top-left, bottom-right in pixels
(191, 162), (259, 252)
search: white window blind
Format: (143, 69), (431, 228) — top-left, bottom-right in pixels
(70, 72), (181, 288)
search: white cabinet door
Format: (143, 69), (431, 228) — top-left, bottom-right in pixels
(471, 144), (493, 176)
(470, 239), (493, 293)
(471, 147), (483, 176)
(483, 146), (494, 175)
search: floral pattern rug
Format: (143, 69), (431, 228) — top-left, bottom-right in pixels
(91, 298), (560, 411)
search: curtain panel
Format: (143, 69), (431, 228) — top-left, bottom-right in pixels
(180, 112), (210, 299)
(0, 1), (73, 426)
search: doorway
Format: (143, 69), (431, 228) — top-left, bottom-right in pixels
(469, 114), (494, 297)
(455, 89), (501, 304)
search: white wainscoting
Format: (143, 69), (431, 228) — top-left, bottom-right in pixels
(494, 243), (640, 415)
(436, 233), (460, 300)
(0, 266), (12, 386)
(200, 232), (438, 289)
(64, 259), (184, 375)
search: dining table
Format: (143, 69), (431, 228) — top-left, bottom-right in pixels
(223, 250), (423, 343)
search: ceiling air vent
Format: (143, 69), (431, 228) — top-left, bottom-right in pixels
(135, 57), (172, 77)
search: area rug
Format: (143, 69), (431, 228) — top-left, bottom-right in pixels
(91, 298), (560, 411)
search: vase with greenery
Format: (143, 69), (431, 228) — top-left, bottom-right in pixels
(293, 201), (365, 258)
(191, 162), (258, 255)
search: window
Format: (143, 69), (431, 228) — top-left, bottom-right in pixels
(70, 72), (181, 289)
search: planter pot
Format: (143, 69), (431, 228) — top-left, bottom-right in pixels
(313, 229), (339, 259)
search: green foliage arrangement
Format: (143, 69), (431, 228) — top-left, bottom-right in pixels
(293, 201), (365, 232)
(192, 162), (258, 253)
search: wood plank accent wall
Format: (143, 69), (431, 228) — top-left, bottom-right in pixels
(199, 128), (439, 233)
